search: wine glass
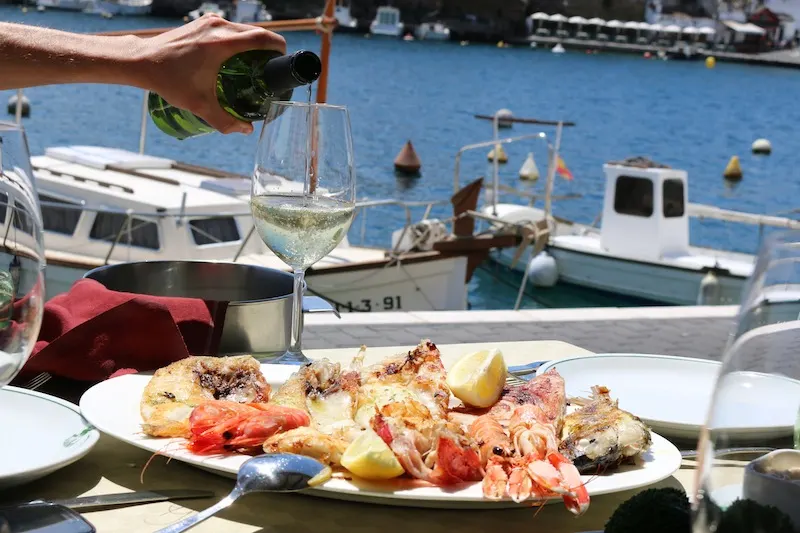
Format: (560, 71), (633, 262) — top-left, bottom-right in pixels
(0, 121), (46, 386)
(692, 230), (800, 532)
(250, 102), (356, 364)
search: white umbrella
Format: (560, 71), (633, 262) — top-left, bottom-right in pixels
(529, 11), (549, 31)
(548, 13), (567, 29)
(699, 26), (716, 35)
(623, 20), (639, 29)
(649, 23), (663, 32)
(587, 17), (606, 25)
(682, 26), (699, 34)
(637, 21), (652, 30)
(606, 19), (623, 34)
(662, 24), (682, 33)
(568, 15), (587, 31)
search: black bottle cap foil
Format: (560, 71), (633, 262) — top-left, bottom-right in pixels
(261, 50), (322, 92)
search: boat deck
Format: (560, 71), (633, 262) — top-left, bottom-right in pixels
(303, 305), (738, 361)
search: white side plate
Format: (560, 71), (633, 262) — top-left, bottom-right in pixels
(79, 364), (683, 509)
(0, 386), (100, 489)
(536, 353), (800, 440)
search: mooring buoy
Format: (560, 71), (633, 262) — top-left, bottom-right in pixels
(488, 144), (508, 164)
(705, 56), (716, 69)
(519, 152), (540, 181)
(394, 140), (421, 175)
(7, 94), (30, 118)
(495, 108), (513, 129)
(752, 138), (772, 155)
(723, 155), (743, 181)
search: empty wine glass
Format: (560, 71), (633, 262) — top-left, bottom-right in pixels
(250, 102), (356, 364)
(692, 230), (800, 532)
(0, 122), (46, 386)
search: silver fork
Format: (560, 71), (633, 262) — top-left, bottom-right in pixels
(19, 372), (52, 391)
(505, 361), (547, 386)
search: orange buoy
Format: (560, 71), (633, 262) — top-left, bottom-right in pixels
(394, 140), (422, 175)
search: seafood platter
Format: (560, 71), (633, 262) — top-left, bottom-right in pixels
(79, 340), (683, 510)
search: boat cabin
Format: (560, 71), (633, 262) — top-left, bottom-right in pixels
(600, 161), (689, 261)
(28, 146), (270, 266)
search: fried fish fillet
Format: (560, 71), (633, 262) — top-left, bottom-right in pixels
(140, 355), (270, 438)
(559, 385), (651, 474)
(265, 358), (361, 464)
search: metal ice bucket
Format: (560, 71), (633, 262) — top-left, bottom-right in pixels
(83, 260), (339, 357)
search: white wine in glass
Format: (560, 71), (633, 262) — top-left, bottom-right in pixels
(250, 101), (356, 364)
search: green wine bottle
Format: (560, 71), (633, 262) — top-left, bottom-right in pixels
(148, 49), (322, 140)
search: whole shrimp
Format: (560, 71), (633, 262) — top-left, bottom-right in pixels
(469, 370), (590, 515)
(187, 400), (311, 455)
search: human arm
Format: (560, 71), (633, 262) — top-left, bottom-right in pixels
(0, 15), (286, 134)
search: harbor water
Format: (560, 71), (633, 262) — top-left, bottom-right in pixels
(4, 7), (800, 309)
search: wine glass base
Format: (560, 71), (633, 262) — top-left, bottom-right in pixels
(272, 350), (310, 365)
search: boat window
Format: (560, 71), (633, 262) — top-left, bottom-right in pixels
(89, 212), (160, 250)
(663, 179), (685, 218)
(189, 217), (241, 246)
(0, 192), (9, 225)
(614, 176), (654, 218)
(39, 194), (82, 235)
(11, 200), (33, 235)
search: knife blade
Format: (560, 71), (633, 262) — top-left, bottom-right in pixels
(26, 489), (215, 511)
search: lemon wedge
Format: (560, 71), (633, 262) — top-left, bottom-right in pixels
(446, 348), (507, 408)
(341, 428), (405, 480)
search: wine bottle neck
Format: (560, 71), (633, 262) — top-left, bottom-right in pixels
(261, 51), (322, 93)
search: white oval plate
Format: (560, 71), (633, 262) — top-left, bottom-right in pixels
(0, 386), (100, 489)
(536, 354), (800, 441)
(79, 364), (683, 509)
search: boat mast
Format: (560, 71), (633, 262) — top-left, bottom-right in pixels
(316, 0), (336, 104)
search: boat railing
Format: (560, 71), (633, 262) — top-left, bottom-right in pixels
(36, 196), (452, 263)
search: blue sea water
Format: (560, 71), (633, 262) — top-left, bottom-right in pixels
(3, 6), (800, 309)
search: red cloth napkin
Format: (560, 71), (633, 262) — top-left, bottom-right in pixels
(13, 278), (228, 383)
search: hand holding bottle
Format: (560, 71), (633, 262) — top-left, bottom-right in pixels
(139, 13), (287, 136)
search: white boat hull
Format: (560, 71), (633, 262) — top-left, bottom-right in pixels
(492, 245), (747, 306)
(370, 26), (404, 36)
(36, 0), (91, 11)
(95, 0), (151, 15)
(45, 255), (469, 312)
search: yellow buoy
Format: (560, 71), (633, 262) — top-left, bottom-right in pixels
(488, 144), (508, 164)
(723, 155), (743, 181)
(497, 41), (506, 48)
(752, 138), (772, 155)
(705, 56), (716, 69)
(519, 152), (540, 181)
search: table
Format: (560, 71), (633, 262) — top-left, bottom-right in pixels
(0, 341), (746, 533)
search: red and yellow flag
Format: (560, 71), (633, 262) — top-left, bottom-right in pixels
(555, 155), (574, 181)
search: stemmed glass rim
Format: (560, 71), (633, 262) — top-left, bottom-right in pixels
(270, 101), (349, 112)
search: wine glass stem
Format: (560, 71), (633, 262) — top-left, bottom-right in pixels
(288, 268), (306, 358)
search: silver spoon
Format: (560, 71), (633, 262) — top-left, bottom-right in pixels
(154, 453), (332, 533)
